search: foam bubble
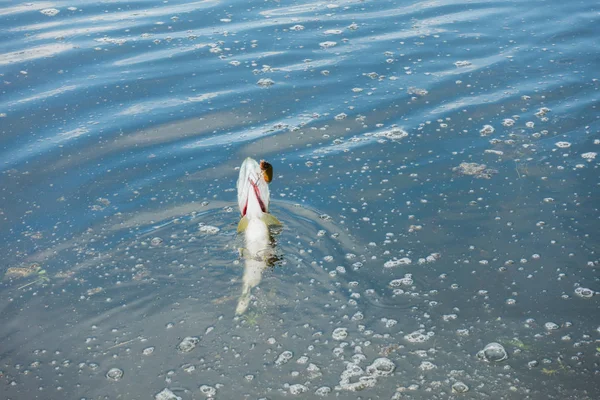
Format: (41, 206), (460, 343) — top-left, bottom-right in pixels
(332, 327), (348, 341)
(384, 258), (412, 268)
(155, 388), (181, 400)
(315, 386), (331, 396)
(199, 225), (220, 234)
(40, 8), (60, 16)
(366, 358), (395, 376)
(106, 367), (124, 381)
(454, 60), (472, 67)
(404, 330), (433, 343)
(257, 78), (275, 87)
(389, 274), (413, 287)
(177, 337), (199, 353)
(574, 287), (594, 298)
(477, 342), (508, 362)
(289, 384), (308, 394)
(373, 128), (408, 141)
(479, 125), (494, 136)
(545, 322), (559, 330)
(452, 382), (469, 393)
(319, 41), (337, 49)
(275, 350), (293, 366)
(199, 385), (216, 397)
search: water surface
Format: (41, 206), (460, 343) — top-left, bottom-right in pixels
(1, 0), (599, 399)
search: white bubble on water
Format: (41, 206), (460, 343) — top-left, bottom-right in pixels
(383, 318), (397, 328)
(306, 363), (322, 380)
(339, 362), (378, 391)
(257, 78), (274, 87)
(384, 258), (412, 268)
(407, 87), (428, 96)
(341, 363), (363, 379)
(40, 8), (60, 16)
(290, 25), (305, 31)
(199, 384), (216, 397)
(155, 388), (181, 400)
(177, 337), (199, 353)
(574, 287), (594, 298)
(296, 356), (309, 364)
(142, 347), (155, 356)
(332, 327), (348, 341)
(289, 384), (308, 395)
(352, 354), (366, 364)
(419, 361), (437, 371)
(199, 224), (220, 234)
(315, 386), (331, 396)
(275, 350), (293, 366)
(454, 60), (472, 67)
(182, 364), (196, 373)
(366, 357), (395, 376)
(502, 118), (515, 127)
(535, 107), (551, 117)
(477, 342), (508, 362)
(389, 274), (413, 287)
(352, 311), (364, 321)
(404, 330), (433, 343)
(324, 29), (343, 35)
(319, 41), (337, 49)
(545, 322), (559, 330)
(581, 152), (597, 160)
(480, 125), (495, 136)
(373, 127), (408, 141)
(452, 381), (469, 393)
(426, 253), (441, 263)
(555, 141), (571, 148)
(150, 237), (163, 246)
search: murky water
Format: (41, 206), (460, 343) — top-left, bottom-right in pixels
(1, 0), (599, 399)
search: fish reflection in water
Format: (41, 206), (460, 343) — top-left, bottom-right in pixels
(235, 157), (282, 315)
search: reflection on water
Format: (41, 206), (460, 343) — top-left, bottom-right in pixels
(1, 0), (599, 398)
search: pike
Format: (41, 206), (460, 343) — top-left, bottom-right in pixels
(235, 157), (281, 315)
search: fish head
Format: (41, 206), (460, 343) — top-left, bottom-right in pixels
(237, 157), (270, 218)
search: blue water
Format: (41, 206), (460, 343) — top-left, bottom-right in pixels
(1, 1), (599, 399)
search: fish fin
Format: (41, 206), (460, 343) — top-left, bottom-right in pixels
(236, 284), (252, 315)
(261, 213), (282, 227)
(237, 216), (249, 233)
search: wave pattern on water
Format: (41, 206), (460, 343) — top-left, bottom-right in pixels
(1, 0), (599, 399)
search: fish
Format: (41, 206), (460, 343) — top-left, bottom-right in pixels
(235, 157), (281, 315)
